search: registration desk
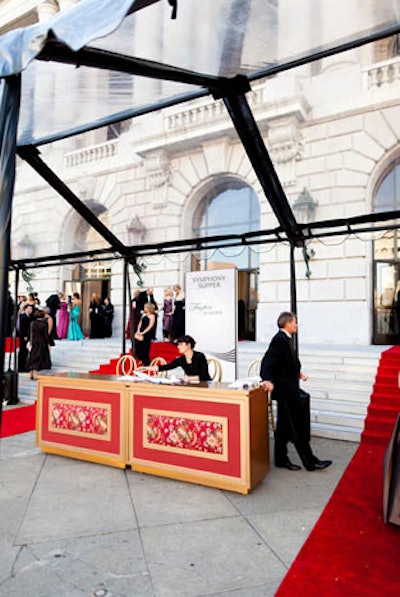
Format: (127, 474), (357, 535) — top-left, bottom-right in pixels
(36, 372), (269, 494)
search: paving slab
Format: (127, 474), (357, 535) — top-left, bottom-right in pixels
(0, 432), (358, 597)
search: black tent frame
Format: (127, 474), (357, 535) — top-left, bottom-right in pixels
(2, 8), (400, 413)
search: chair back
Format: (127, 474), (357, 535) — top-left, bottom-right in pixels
(150, 356), (168, 377)
(247, 358), (261, 378)
(207, 357), (222, 382)
(116, 354), (138, 376)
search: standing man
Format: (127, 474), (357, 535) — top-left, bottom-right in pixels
(18, 303), (34, 372)
(260, 311), (332, 471)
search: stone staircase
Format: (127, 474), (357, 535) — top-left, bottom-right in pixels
(9, 339), (388, 443)
(16, 339), (124, 404)
(238, 342), (387, 443)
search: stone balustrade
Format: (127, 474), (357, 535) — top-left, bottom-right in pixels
(64, 139), (118, 168)
(165, 86), (264, 132)
(364, 56), (400, 89)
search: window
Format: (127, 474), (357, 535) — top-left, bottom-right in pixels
(374, 159), (400, 213)
(373, 158), (400, 262)
(192, 181), (260, 270)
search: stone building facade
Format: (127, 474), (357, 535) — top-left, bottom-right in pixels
(5, 1), (400, 344)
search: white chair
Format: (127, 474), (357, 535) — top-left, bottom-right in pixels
(116, 354), (138, 376)
(150, 356), (168, 377)
(207, 357), (223, 382)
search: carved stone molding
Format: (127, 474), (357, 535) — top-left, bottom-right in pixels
(76, 175), (96, 200)
(144, 150), (171, 209)
(267, 117), (304, 187)
(127, 215), (146, 245)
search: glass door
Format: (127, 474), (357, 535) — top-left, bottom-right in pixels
(238, 269), (258, 340)
(373, 261), (400, 344)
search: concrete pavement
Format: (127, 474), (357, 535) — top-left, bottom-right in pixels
(0, 430), (357, 596)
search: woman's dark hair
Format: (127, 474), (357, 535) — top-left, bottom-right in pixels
(73, 292), (80, 299)
(177, 335), (196, 348)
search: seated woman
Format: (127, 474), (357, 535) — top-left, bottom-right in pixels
(144, 334), (211, 381)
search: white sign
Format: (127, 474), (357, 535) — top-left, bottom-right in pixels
(185, 269), (237, 381)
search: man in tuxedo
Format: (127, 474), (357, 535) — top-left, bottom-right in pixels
(260, 311), (332, 471)
(18, 303), (34, 372)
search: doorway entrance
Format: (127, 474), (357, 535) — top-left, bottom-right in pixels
(64, 264), (111, 337)
(373, 260), (399, 344)
(238, 269), (258, 340)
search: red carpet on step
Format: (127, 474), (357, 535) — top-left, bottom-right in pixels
(0, 404), (36, 438)
(277, 346), (400, 597)
(90, 341), (179, 374)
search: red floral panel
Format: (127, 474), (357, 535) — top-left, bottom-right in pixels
(40, 386), (122, 455)
(144, 409), (227, 460)
(132, 394), (242, 478)
(49, 399), (110, 440)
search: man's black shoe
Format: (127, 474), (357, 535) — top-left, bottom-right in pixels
(275, 460), (302, 471)
(313, 459), (332, 470)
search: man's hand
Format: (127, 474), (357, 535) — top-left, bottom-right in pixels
(299, 372), (308, 381)
(262, 380), (274, 392)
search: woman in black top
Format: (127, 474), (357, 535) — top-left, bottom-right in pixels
(145, 335), (211, 381)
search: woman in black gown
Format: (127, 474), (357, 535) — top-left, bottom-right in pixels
(171, 284), (185, 342)
(103, 297), (114, 338)
(89, 293), (105, 338)
(27, 310), (51, 380)
(134, 303), (156, 366)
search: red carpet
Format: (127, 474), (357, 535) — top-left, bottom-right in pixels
(89, 341), (179, 374)
(0, 404), (36, 438)
(276, 346), (400, 597)
(5, 337), (19, 352)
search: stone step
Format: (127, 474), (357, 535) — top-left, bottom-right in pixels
(311, 398), (368, 416)
(311, 409), (366, 431)
(311, 422), (362, 442)
(308, 388), (371, 403)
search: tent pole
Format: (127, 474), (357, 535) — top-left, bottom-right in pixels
(13, 267), (20, 396)
(290, 243), (299, 355)
(122, 258), (128, 356)
(0, 75), (21, 419)
(221, 90), (301, 244)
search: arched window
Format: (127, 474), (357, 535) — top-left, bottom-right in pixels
(373, 159), (400, 262)
(374, 158), (400, 213)
(192, 181), (260, 270)
(373, 158), (400, 344)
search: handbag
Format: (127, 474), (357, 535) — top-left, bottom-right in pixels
(298, 388), (311, 442)
(134, 331), (144, 341)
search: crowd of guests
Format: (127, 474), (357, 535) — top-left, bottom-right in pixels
(9, 285), (183, 376)
(126, 285), (186, 366)
(15, 291), (87, 376)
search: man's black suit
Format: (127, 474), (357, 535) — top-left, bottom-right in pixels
(260, 330), (315, 468)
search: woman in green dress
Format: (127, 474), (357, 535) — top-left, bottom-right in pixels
(67, 292), (85, 340)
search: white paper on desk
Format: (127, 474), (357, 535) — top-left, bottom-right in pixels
(228, 376), (261, 390)
(116, 375), (138, 381)
(132, 371), (181, 385)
